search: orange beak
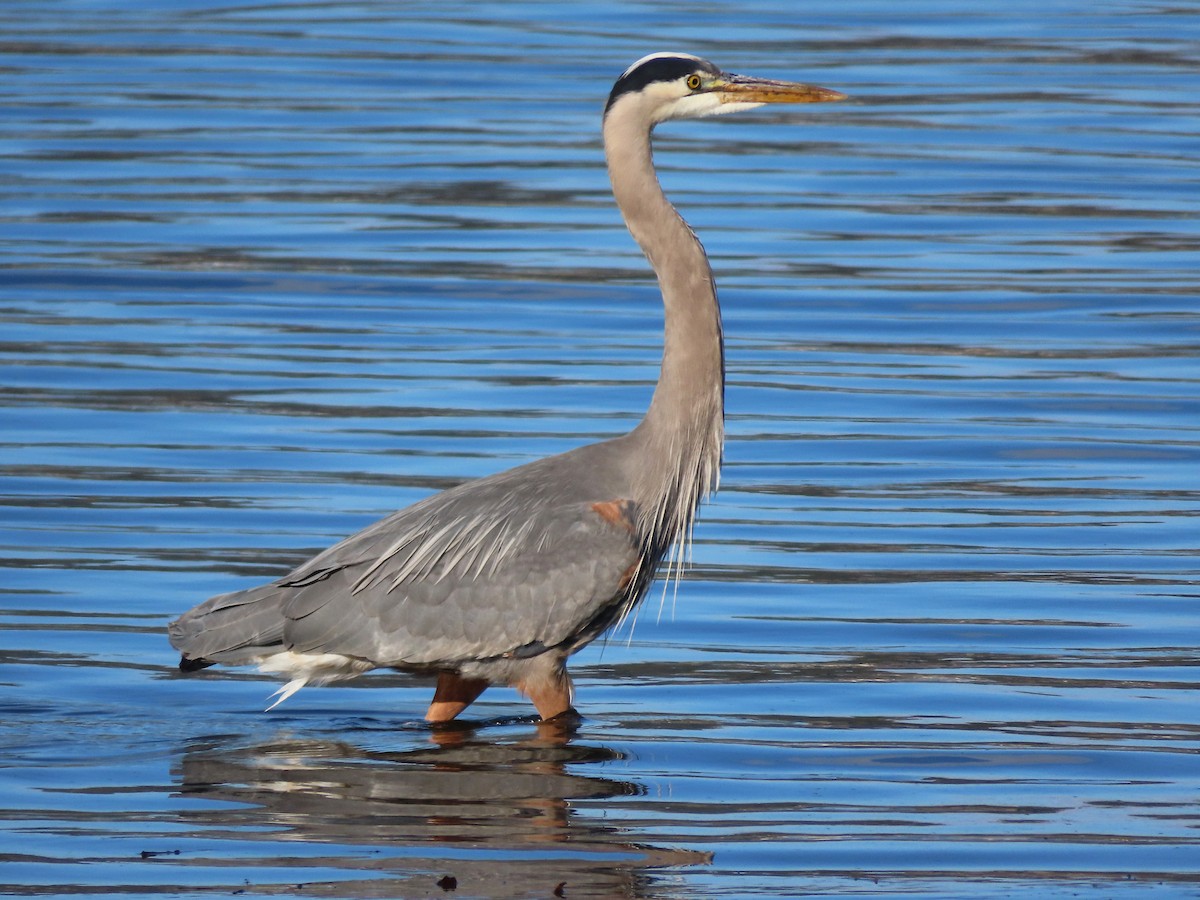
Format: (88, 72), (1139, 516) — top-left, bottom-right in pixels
(715, 73), (847, 105)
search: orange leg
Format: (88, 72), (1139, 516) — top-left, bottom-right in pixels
(425, 671), (490, 723)
(515, 663), (575, 721)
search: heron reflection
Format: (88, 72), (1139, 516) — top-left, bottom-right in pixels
(172, 720), (708, 897)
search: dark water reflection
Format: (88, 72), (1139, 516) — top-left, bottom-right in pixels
(3, 0), (1200, 897)
(172, 724), (695, 900)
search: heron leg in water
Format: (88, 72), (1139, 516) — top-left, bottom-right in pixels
(426, 671), (489, 722)
(515, 654), (575, 721)
(425, 654), (576, 723)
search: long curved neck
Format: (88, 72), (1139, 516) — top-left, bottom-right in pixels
(603, 105), (725, 553)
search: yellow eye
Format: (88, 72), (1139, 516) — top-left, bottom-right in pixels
(686, 74), (702, 90)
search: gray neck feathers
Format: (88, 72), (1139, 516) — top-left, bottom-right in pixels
(603, 101), (726, 563)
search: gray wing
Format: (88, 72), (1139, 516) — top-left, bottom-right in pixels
(169, 581), (287, 668)
(278, 492), (641, 666)
(171, 445), (643, 668)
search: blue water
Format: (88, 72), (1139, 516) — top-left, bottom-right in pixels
(2, 2), (1198, 897)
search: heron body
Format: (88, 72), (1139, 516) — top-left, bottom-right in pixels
(169, 53), (844, 722)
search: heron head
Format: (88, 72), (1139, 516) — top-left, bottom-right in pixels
(604, 52), (846, 124)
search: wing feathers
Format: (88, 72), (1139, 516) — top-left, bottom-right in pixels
(170, 441), (647, 675)
(278, 499), (640, 666)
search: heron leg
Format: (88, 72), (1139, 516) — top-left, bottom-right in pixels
(515, 658), (575, 721)
(425, 671), (489, 723)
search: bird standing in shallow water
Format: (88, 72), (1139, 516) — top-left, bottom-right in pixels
(169, 53), (845, 723)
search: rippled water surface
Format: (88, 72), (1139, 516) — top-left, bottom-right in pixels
(2, 2), (1199, 897)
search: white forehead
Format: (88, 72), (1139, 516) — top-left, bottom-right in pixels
(620, 52), (706, 80)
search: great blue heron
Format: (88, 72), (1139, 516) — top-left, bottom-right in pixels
(169, 53), (845, 723)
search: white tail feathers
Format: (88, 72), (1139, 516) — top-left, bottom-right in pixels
(256, 650), (375, 710)
(265, 677), (309, 711)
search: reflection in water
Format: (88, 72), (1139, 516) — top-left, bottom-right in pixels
(172, 721), (707, 898)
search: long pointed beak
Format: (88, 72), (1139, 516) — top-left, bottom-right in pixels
(715, 73), (846, 105)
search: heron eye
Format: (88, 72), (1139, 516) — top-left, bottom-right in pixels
(686, 74), (702, 91)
